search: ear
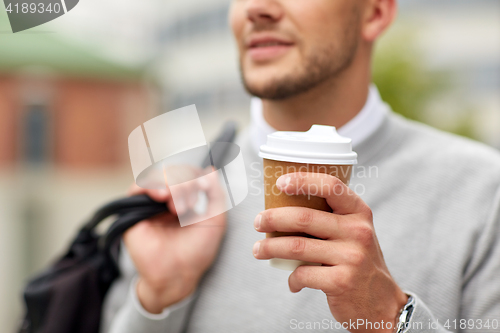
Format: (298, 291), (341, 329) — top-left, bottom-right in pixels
(361, 0), (397, 42)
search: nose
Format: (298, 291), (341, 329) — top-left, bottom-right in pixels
(246, 0), (284, 26)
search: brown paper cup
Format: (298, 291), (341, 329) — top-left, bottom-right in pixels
(263, 158), (353, 270)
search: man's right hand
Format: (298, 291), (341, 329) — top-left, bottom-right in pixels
(123, 169), (227, 314)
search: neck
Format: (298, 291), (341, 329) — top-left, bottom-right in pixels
(262, 47), (371, 132)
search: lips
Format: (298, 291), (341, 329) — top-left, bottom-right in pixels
(246, 35), (294, 62)
(248, 37), (294, 48)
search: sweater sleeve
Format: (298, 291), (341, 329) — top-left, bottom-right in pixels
(106, 276), (197, 333)
(406, 187), (500, 333)
(403, 293), (451, 333)
(458, 186), (500, 332)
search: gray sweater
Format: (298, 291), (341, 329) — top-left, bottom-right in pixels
(102, 111), (500, 333)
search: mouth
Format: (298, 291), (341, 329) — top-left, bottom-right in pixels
(246, 35), (294, 62)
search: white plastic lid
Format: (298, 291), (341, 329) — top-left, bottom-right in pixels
(259, 125), (357, 165)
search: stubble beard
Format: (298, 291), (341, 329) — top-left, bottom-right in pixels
(240, 19), (360, 100)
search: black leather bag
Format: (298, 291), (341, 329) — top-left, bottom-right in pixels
(18, 122), (237, 333)
(18, 195), (168, 333)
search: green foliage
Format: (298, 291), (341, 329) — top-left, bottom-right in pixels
(373, 36), (447, 121)
(372, 32), (476, 139)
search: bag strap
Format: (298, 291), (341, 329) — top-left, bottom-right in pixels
(101, 206), (167, 252)
(82, 195), (166, 232)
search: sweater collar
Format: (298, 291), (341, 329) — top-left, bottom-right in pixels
(249, 84), (389, 156)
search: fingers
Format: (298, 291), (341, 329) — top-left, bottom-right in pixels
(276, 172), (370, 216)
(164, 166), (225, 218)
(253, 236), (343, 266)
(199, 167), (221, 200)
(127, 166), (209, 216)
(171, 181), (200, 215)
(127, 183), (171, 203)
(199, 168), (229, 218)
(127, 165), (226, 219)
(170, 168), (218, 215)
(288, 265), (349, 295)
(123, 211), (180, 246)
(254, 207), (344, 240)
(177, 168), (227, 228)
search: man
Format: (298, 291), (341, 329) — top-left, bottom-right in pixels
(102, 0), (500, 332)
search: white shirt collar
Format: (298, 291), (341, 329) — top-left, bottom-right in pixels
(249, 84), (388, 155)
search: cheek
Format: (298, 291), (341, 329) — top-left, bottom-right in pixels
(288, 1), (355, 48)
(229, 3), (245, 44)
(286, 3), (336, 51)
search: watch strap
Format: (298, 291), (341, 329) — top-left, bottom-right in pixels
(394, 295), (415, 333)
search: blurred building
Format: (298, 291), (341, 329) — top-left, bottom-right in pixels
(397, 0), (500, 147)
(0, 15), (158, 331)
(151, 0), (500, 146)
(152, 0), (250, 139)
(46, 0), (499, 145)
(1, 0), (498, 330)
(0, 59), (153, 168)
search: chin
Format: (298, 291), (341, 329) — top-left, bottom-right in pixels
(240, 59), (303, 99)
(243, 67), (285, 87)
(242, 75), (275, 96)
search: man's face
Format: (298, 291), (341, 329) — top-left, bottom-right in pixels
(230, 0), (362, 100)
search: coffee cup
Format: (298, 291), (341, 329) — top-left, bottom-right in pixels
(259, 125), (357, 270)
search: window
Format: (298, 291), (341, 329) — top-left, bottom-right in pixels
(159, 5), (229, 44)
(24, 104), (49, 164)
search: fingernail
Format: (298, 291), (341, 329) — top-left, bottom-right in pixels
(253, 241), (261, 257)
(254, 214), (262, 230)
(276, 175), (291, 189)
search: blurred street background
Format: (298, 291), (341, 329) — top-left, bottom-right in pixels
(1, 0), (499, 330)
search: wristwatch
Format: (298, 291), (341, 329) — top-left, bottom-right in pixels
(393, 295), (415, 333)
